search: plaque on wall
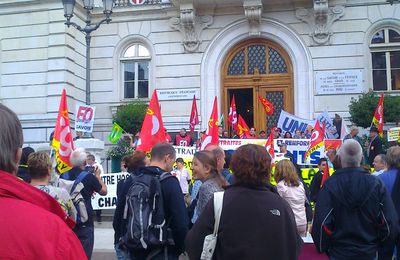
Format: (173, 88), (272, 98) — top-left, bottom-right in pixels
(157, 88), (200, 101)
(315, 69), (363, 95)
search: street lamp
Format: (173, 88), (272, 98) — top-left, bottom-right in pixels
(62, 0), (114, 105)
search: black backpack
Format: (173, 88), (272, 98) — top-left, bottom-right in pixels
(122, 171), (173, 250)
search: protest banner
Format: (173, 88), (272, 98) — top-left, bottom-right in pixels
(92, 172), (130, 210)
(274, 138), (324, 165)
(317, 111), (339, 139)
(277, 110), (314, 135)
(388, 127), (400, 142)
(75, 104), (96, 133)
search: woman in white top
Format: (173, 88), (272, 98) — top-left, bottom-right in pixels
(275, 159), (307, 236)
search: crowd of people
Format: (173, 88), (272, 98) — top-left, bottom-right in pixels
(1, 102), (400, 260)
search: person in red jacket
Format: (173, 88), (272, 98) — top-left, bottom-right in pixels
(0, 103), (86, 260)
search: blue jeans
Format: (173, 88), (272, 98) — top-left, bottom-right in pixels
(74, 225), (94, 259)
(115, 243), (130, 260)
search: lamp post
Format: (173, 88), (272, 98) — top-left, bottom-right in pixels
(62, 0), (114, 105)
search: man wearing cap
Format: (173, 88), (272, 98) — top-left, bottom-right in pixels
(279, 143), (294, 161)
(367, 127), (382, 167)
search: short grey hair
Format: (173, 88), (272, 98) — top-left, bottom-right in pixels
(386, 146), (400, 169)
(350, 125), (358, 132)
(0, 104), (23, 173)
(338, 139), (362, 168)
(70, 148), (87, 167)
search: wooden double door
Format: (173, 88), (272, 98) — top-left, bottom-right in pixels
(221, 39), (294, 134)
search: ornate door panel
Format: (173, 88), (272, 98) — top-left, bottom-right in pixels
(222, 39), (293, 134)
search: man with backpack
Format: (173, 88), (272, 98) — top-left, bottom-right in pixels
(117, 143), (189, 259)
(64, 148), (107, 259)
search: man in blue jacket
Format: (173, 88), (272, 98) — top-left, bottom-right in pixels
(312, 139), (398, 260)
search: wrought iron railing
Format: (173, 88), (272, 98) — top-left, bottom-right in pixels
(114, 0), (165, 7)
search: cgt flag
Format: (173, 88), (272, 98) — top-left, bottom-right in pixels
(52, 89), (74, 174)
(237, 114), (251, 138)
(189, 95), (199, 134)
(304, 120), (325, 163)
(265, 130), (275, 159)
(321, 161), (330, 187)
(108, 122), (123, 144)
(372, 93), (384, 138)
(136, 90), (166, 153)
(228, 95), (238, 132)
(258, 95), (274, 116)
(200, 97), (219, 150)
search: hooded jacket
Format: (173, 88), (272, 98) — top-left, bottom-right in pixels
(311, 167), (398, 260)
(0, 170), (86, 260)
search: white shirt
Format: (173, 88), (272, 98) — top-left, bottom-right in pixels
(175, 168), (191, 194)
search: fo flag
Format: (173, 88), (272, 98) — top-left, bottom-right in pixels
(136, 90), (166, 153)
(237, 114), (251, 138)
(52, 89), (74, 174)
(228, 95), (238, 131)
(372, 93), (384, 138)
(304, 120), (325, 162)
(108, 123), (123, 144)
(200, 97), (219, 150)
(258, 95), (274, 116)
(189, 95), (199, 134)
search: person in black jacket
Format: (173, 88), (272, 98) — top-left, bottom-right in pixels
(367, 126), (383, 167)
(309, 158), (328, 203)
(115, 143), (188, 260)
(311, 139), (398, 260)
(186, 144), (302, 260)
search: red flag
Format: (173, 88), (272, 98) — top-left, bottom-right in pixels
(258, 95), (274, 116)
(237, 114), (251, 138)
(304, 120), (325, 162)
(321, 161), (330, 187)
(189, 95), (199, 134)
(51, 89), (74, 174)
(228, 95), (238, 131)
(200, 97), (219, 150)
(136, 90), (166, 152)
(372, 93), (384, 138)
(265, 131), (275, 158)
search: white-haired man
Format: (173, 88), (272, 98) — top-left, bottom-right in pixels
(64, 147), (107, 259)
(312, 139), (398, 259)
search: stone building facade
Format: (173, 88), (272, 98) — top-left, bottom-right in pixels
(0, 0), (399, 145)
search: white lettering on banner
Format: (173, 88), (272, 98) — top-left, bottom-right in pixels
(274, 139), (324, 165)
(92, 172), (130, 210)
(75, 104), (96, 133)
(277, 110), (315, 135)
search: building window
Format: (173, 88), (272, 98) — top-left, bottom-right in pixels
(121, 44), (150, 99)
(370, 28), (400, 91)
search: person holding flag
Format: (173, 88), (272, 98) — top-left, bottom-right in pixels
(366, 126), (383, 167)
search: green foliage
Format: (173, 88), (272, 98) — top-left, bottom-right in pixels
(349, 91), (400, 128)
(113, 101), (147, 135)
(106, 138), (134, 158)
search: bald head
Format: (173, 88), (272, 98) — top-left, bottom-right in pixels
(205, 144), (225, 172)
(339, 139), (362, 168)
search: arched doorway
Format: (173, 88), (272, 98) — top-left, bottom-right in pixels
(221, 39), (293, 134)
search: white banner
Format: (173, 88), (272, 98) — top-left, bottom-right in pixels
(75, 104), (96, 133)
(388, 127), (400, 142)
(317, 111), (339, 139)
(92, 172), (130, 210)
(277, 110), (314, 135)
